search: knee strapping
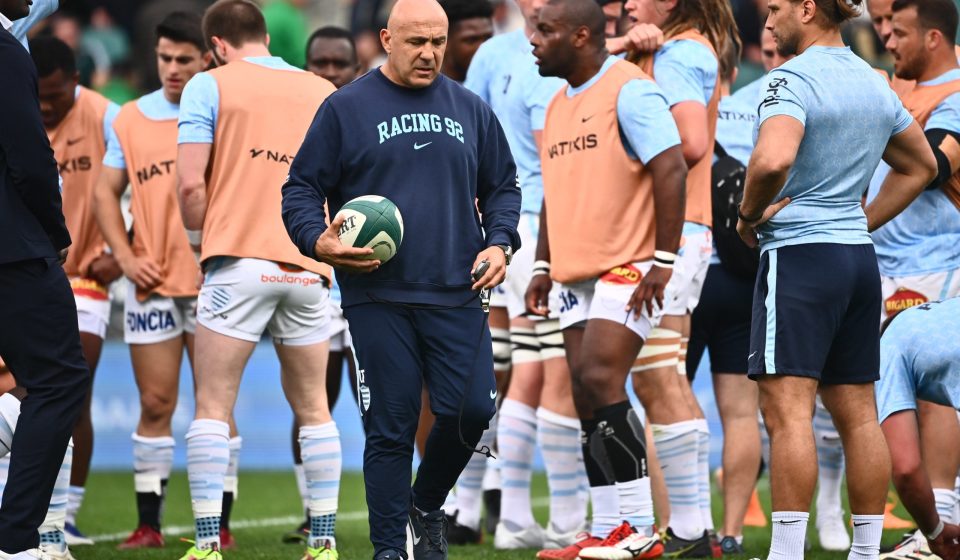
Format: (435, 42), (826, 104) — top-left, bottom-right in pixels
(632, 328), (681, 373)
(677, 337), (689, 376)
(510, 326), (540, 365)
(491, 328), (512, 371)
(534, 319), (566, 361)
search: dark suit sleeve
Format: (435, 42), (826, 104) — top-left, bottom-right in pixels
(475, 104), (521, 251)
(0, 37), (71, 251)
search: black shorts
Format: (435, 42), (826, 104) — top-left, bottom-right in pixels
(747, 243), (881, 384)
(688, 264), (753, 379)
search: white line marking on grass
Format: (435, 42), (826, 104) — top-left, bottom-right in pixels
(89, 497), (550, 543)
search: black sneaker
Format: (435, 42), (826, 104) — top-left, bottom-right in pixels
(719, 536), (743, 555)
(281, 517), (309, 544)
(408, 508), (448, 560)
(445, 512), (482, 545)
(483, 489), (501, 535)
(662, 528), (714, 558)
(375, 548), (407, 560)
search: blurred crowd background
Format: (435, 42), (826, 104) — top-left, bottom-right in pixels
(21, 0), (923, 108)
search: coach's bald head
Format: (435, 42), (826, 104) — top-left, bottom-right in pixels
(531, 0), (607, 83)
(381, 0), (449, 88)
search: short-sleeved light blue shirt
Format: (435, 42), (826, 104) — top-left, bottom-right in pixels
(876, 297), (960, 422)
(10, 0), (57, 49)
(652, 39), (718, 108)
(867, 69), (960, 276)
(566, 56), (681, 166)
(755, 46), (912, 251)
(103, 89), (179, 170)
(465, 30), (564, 215)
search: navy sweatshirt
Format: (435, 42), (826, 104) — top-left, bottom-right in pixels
(282, 69), (521, 308)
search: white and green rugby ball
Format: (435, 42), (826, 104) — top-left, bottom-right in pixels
(335, 195), (404, 263)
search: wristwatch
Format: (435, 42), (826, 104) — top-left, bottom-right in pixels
(495, 244), (513, 265)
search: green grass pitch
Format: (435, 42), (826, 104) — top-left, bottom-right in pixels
(73, 471), (913, 559)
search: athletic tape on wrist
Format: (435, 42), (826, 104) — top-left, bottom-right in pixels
(928, 519), (945, 540)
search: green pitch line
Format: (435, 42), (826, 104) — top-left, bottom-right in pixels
(70, 471), (912, 559)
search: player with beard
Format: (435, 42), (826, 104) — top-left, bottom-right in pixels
(736, 0), (936, 558)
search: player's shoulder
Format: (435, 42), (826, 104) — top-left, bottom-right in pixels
(477, 29), (525, 57)
(77, 86), (117, 118)
(660, 37), (716, 67)
(719, 91), (755, 115)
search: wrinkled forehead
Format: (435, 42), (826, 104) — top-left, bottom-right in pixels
(391, 18), (449, 40)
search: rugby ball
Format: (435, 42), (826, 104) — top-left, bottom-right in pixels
(334, 195), (404, 263)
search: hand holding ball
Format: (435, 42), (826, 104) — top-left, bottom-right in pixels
(334, 196), (404, 264)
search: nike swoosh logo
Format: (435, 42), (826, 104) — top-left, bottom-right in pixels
(409, 520), (422, 545)
(66, 137), (84, 146)
(748, 351), (758, 359)
(581, 115), (594, 123)
(414, 142), (432, 150)
(853, 522), (870, 527)
(777, 520), (802, 524)
(489, 390), (498, 400)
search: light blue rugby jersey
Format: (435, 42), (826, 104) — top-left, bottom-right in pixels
(654, 39), (717, 241)
(103, 89), (180, 170)
(565, 56), (681, 166)
(653, 39), (718, 108)
(731, 74), (765, 111)
(755, 46), (912, 251)
(716, 93), (756, 167)
(465, 30), (564, 215)
(10, 0), (57, 49)
(867, 69), (960, 277)
(876, 297), (960, 422)
(179, 56), (304, 144)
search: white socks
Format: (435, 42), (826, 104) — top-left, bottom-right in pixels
(769, 511), (808, 560)
(590, 484), (620, 537)
(186, 419), (230, 550)
(695, 419), (714, 532)
(498, 399), (537, 531)
(653, 420), (703, 540)
(455, 410), (497, 531)
(294, 463), (308, 513)
(618, 477), (655, 532)
(132, 433), (175, 496)
(934, 488), (958, 523)
(300, 422), (341, 549)
(848, 514), (883, 560)
(66, 486), (84, 527)
(538, 407), (586, 534)
(39, 440), (72, 552)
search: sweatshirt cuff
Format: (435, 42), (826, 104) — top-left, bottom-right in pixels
(302, 226), (327, 260)
(485, 230), (514, 251)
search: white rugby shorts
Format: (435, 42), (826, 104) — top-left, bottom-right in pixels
(557, 260), (670, 341)
(881, 269), (960, 320)
(328, 299), (352, 353)
(123, 280), (198, 344)
(662, 223), (712, 316)
(505, 212), (561, 320)
(70, 277), (111, 339)
(198, 257), (330, 346)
